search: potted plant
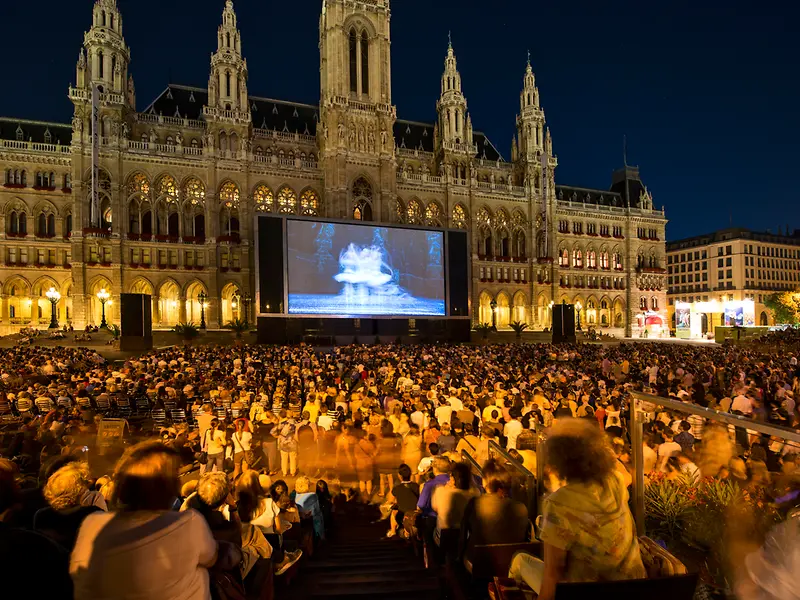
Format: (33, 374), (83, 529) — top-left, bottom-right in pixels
(510, 320), (529, 341)
(225, 318), (249, 340)
(474, 323), (493, 342)
(173, 322), (200, 345)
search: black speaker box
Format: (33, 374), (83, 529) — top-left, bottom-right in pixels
(552, 303), (576, 344)
(120, 294), (153, 351)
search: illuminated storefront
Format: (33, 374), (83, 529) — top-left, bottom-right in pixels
(675, 300), (755, 339)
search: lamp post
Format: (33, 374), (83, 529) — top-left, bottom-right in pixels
(490, 298), (498, 330)
(242, 293), (251, 325)
(198, 291), (208, 330)
(232, 293), (240, 320)
(96, 288), (110, 329)
(575, 300), (583, 331)
(45, 287), (60, 329)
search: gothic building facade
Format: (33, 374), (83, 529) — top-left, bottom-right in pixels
(0, 0), (668, 336)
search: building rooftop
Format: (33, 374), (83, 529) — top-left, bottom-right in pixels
(667, 227), (800, 251)
(0, 118), (72, 146)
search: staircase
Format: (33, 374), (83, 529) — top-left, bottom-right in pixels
(295, 501), (442, 600)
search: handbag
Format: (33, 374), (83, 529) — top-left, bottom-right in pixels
(235, 433), (260, 468)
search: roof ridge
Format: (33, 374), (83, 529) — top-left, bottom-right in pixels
(0, 117), (71, 128)
(557, 184), (621, 195)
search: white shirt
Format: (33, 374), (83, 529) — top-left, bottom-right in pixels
(435, 405), (454, 426)
(71, 510), (216, 600)
(643, 445), (657, 473)
(503, 419), (523, 450)
(732, 395), (753, 415)
(232, 430), (252, 453)
(250, 498), (282, 534)
(204, 429), (226, 454)
(317, 414), (333, 431)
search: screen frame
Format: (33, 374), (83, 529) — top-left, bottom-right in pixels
(255, 214), (469, 320)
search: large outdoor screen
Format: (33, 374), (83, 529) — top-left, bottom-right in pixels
(286, 220), (446, 317)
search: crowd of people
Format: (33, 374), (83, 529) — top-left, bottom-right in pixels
(0, 334), (799, 599)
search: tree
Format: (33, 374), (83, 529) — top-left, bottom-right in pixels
(510, 320), (529, 340)
(173, 322), (200, 344)
(764, 292), (800, 325)
(226, 318), (249, 339)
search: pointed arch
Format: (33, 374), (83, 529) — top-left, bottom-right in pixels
(451, 203), (468, 229)
(351, 176), (373, 221)
(128, 277), (154, 295)
(478, 291), (493, 326)
(424, 200), (444, 227)
(406, 198), (423, 225)
(512, 291), (528, 324)
(126, 171), (151, 199)
(253, 183), (275, 213)
(276, 185), (298, 214)
(4, 275), (31, 296)
(394, 198), (406, 224)
(218, 180), (240, 208)
(299, 187), (321, 216)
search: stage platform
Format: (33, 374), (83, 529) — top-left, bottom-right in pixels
(257, 317), (471, 345)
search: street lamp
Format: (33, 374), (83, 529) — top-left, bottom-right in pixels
(575, 300), (583, 331)
(96, 288), (111, 328)
(45, 287), (60, 329)
(232, 293), (240, 319)
(490, 298), (498, 330)
(198, 291), (208, 330)
(242, 293), (252, 325)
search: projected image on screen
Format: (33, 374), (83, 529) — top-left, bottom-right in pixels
(287, 221), (446, 317)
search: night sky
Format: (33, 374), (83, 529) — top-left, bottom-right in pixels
(1, 0), (797, 241)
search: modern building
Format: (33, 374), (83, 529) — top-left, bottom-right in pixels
(666, 227), (800, 332)
(0, 0), (668, 336)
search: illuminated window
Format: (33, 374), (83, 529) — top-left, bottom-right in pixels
(299, 189), (320, 216)
(407, 199), (422, 224)
(184, 178), (205, 206)
(156, 175), (177, 202)
(277, 186), (297, 214)
(587, 251), (597, 268)
(425, 202), (442, 227)
(494, 210), (509, 231)
(452, 204), (467, 229)
(352, 177), (373, 221)
(127, 173), (150, 197)
(476, 207), (491, 227)
(254, 185), (274, 212)
(219, 182), (240, 208)
(394, 199), (406, 223)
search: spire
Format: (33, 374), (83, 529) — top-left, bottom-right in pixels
(207, 0), (249, 114)
(436, 35), (474, 154)
(74, 0), (130, 98)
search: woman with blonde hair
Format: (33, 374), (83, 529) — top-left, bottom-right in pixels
(401, 424), (423, 477)
(34, 461), (103, 551)
(70, 441), (224, 600)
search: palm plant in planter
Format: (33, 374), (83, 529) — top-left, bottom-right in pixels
(173, 322), (200, 345)
(226, 318), (250, 339)
(510, 320), (529, 340)
(474, 323), (493, 341)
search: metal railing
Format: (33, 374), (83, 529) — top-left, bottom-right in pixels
(629, 391), (800, 536)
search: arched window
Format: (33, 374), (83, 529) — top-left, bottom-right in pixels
(111, 54), (117, 78)
(37, 213), (47, 236)
(184, 178), (205, 206)
(225, 71), (231, 97)
(651, 297), (659, 311)
(587, 250), (597, 268)
(277, 187), (297, 214)
(98, 50), (104, 79)
(407, 199), (422, 224)
(361, 31), (370, 95)
(299, 189), (320, 216)
(452, 204), (467, 229)
(349, 29), (358, 93)
(219, 182), (240, 208)
(8, 211), (17, 234)
(254, 185), (274, 213)
(559, 248), (569, 267)
(352, 177), (373, 221)
(639, 297), (648, 311)
(572, 249), (583, 268)
(599, 251), (609, 269)
(18, 212), (27, 235)
(425, 202), (442, 227)
(65, 214), (72, 237)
